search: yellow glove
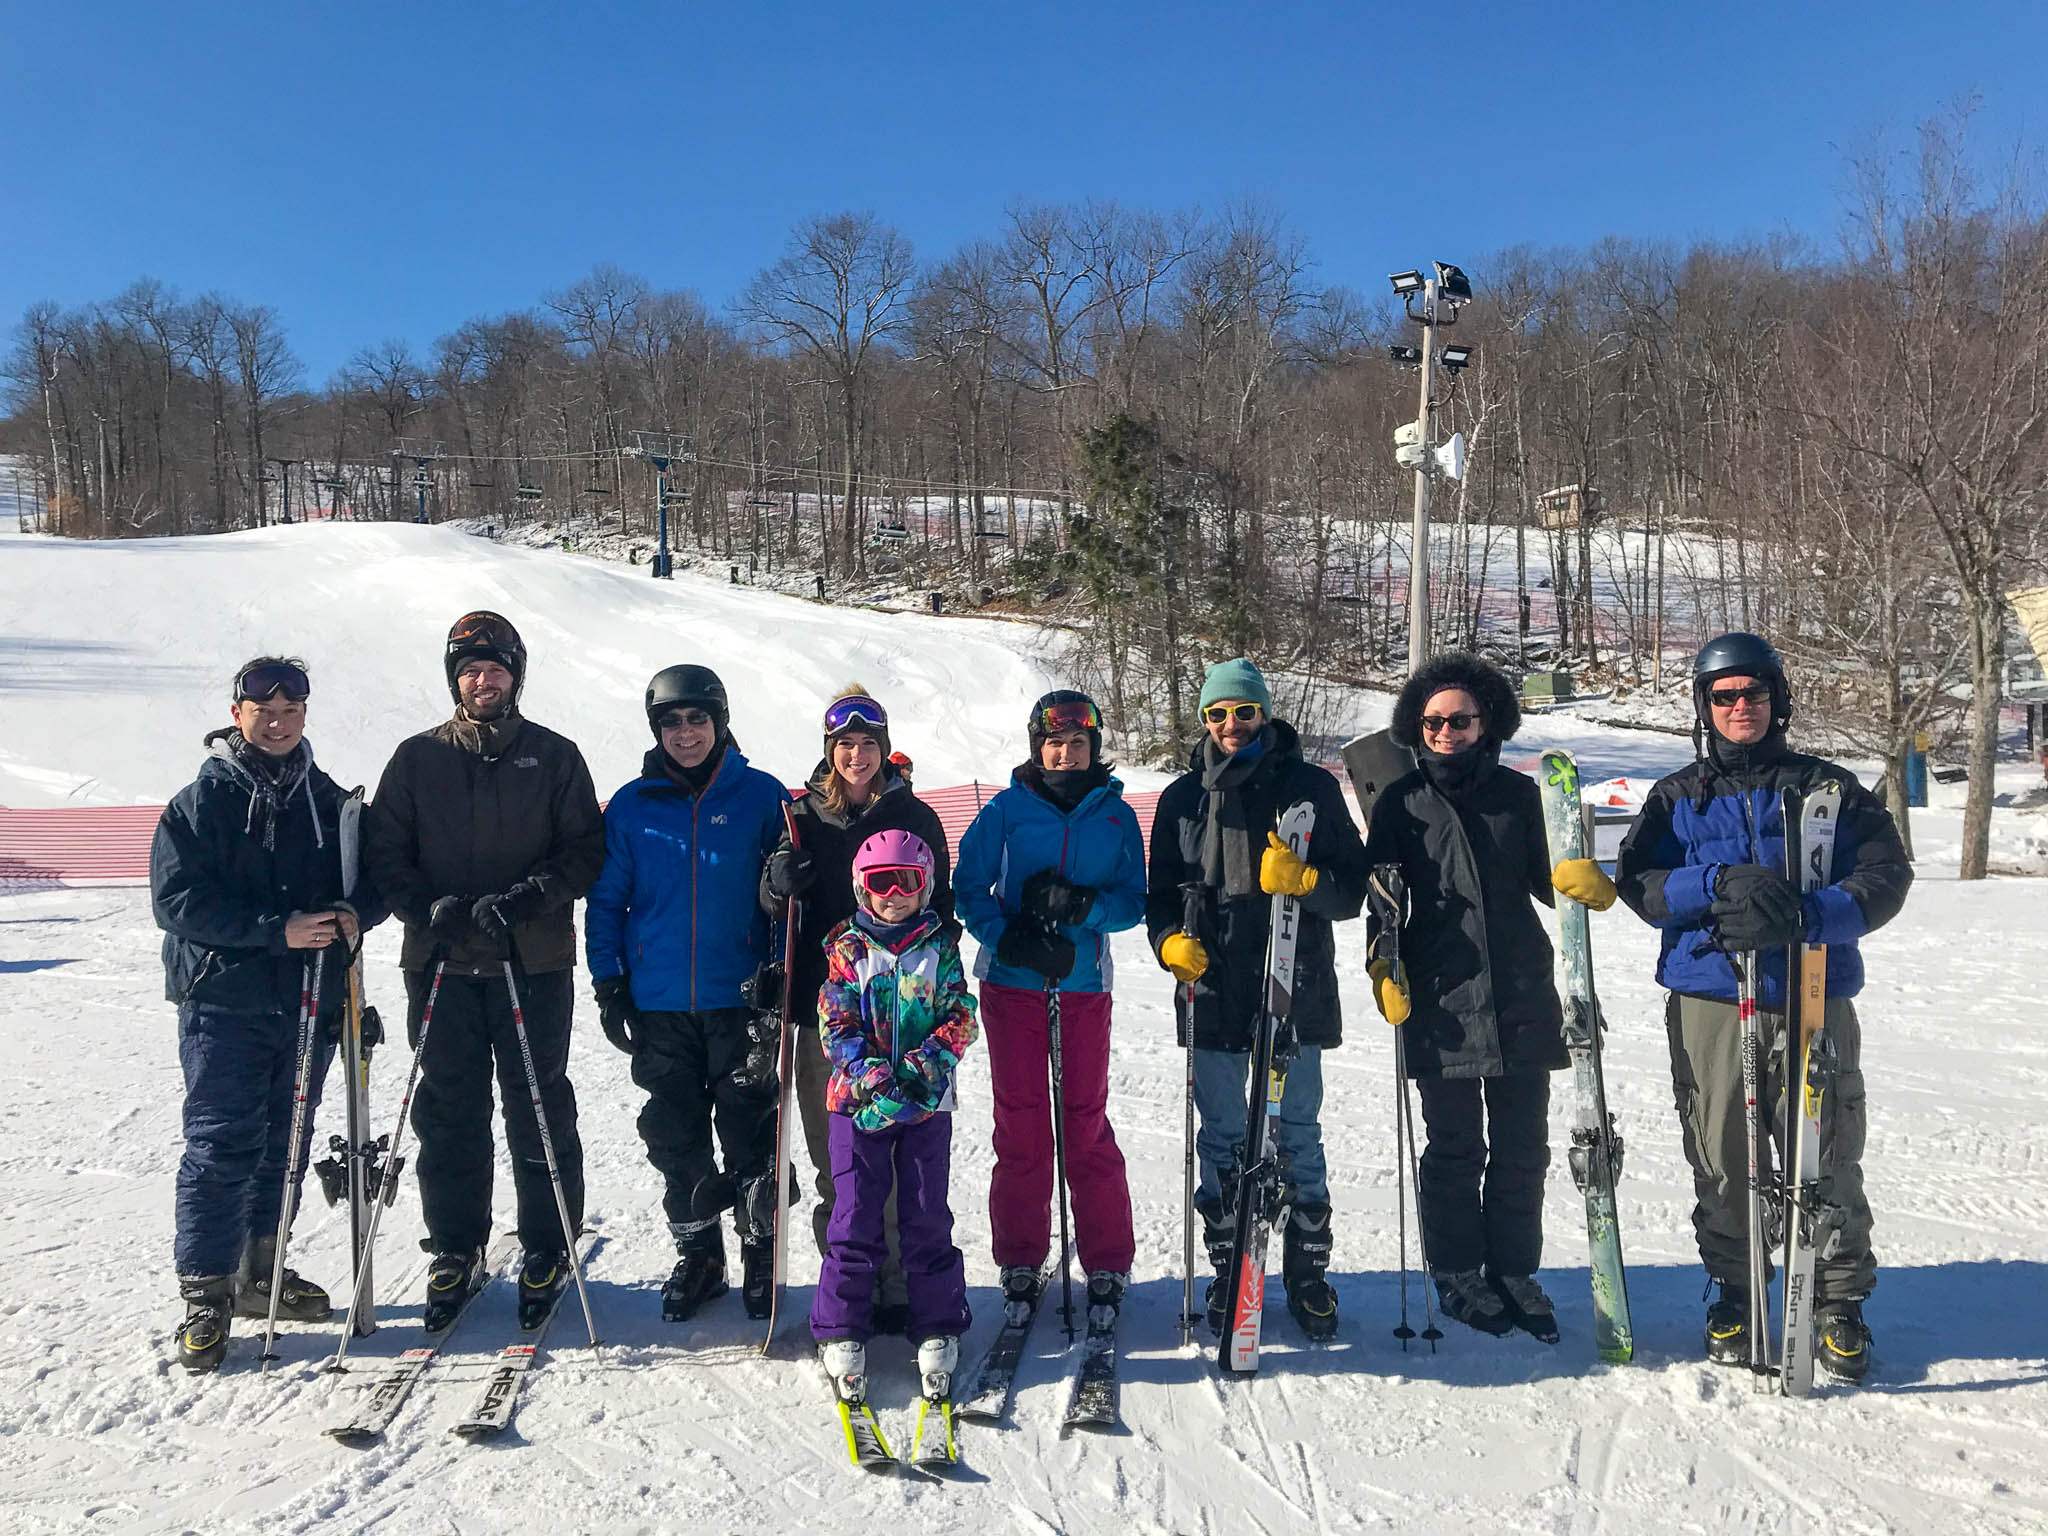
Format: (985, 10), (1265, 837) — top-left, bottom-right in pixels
(1368, 956), (1412, 1025)
(1260, 831), (1319, 897)
(1551, 857), (1618, 911)
(1161, 931), (1209, 984)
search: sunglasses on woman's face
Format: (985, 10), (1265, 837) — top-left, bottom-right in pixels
(859, 866), (927, 898)
(1204, 703), (1263, 725)
(1708, 684), (1773, 709)
(657, 708), (714, 731)
(1420, 712), (1478, 734)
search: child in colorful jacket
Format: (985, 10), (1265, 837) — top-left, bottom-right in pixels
(811, 828), (979, 1396)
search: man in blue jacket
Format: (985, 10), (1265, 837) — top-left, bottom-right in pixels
(151, 656), (387, 1372)
(586, 665), (791, 1322)
(1616, 632), (1912, 1382)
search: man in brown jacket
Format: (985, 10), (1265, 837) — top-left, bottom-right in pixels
(365, 611), (605, 1331)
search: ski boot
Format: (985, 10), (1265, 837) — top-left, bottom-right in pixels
(1816, 1299), (1872, 1383)
(1489, 1272), (1559, 1344)
(175, 1273), (234, 1374)
(1083, 1270), (1126, 1332)
(997, 1262), (1047, 1327)
(821, 1337), (869, 1403)
(916, 1333), (960, 1398)
(662, 1231), (729, 1323)
(1282, 1202), (1340, 1342)
(739, 1235), (774, 1322)
(1195, 1192), (1235, 1334)
(517, 1248), (570, 1331)
(422, 1246), (489, 1334)
(1433, 1267), (1515, 1336)
(1704, 1280), (1748, 1365)
(234, 1233), (333, 1322)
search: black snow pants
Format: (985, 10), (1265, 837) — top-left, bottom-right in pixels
(1415, 1070), (1553, 1277)
(406, 967), (583, 1256)
(632, 1007), (779, 1250)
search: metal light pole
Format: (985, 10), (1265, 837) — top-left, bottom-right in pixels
(1406, 278), (1438, 674)
(395, 439), (446, 526)
(629, 430), (694, 580)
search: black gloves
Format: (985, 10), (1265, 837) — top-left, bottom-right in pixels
(427, 895), (471, 945)
(472, 880), (548, 950)
(593, 974), (640, 1055)
(1710, 863), (1808, 952)
(997, 919), (1076, 982)
(1021, 868), (1096, 928)
(764, 845), (817, 903)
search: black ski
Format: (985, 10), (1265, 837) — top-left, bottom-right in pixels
(1059, 1313), (1119, 1434)
(956, 1245), (1067, 1420)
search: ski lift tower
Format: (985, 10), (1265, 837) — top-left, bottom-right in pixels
(395, 438), (446, 525)
(630, 430), (693, 579)
(1385, 264), (1474, 673)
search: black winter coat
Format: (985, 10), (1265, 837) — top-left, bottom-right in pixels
(1145, 721), (1368, 1052)
(758, 764), (956, 1032)
(151, 739), (388, 1021)
(1363, 753), (1565, 1079)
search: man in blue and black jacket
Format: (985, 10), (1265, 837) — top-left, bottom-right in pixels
(585, 664), (790, 1324)
(1616, 632), (1911, 1383)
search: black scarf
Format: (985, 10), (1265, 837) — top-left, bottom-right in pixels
(657, 739), (728, 798)
(1417, 737), (1501, 806)
(1020, 759), (1109, 812)
(1197, 725), (1275, 899)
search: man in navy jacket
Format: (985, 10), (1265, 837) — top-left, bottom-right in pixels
(586, 665), (790, 1322)
(152, 656), (387, 1372)
(1617, 632), (1911, 1383)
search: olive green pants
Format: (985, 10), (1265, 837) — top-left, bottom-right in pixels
(1665, 992), (1876, 1301)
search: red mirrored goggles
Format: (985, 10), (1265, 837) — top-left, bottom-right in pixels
(859, 865), (929, 899)
(1034, 700), (1101, 735)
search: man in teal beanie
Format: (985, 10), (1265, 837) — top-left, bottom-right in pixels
(1144, 655), (1369, 1345)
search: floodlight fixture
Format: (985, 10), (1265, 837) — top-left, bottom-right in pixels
(1389, 270), (1426, 296)
(1388, 344), (1424, 367)
(1434, 263), (1472, 303)
(1440, 344), (1475, 372)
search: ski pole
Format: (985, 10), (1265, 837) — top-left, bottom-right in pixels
(1045, 960), (1076, 1341)
(501, 958), (602, 1350)
(1177, 881), (1206, 1347)
(261, 945), (327, 1370)
(1394, 1028), (1443, 1349)
(327, 957), (445, 1373)
(1393, 1039), (1414, 1347)
(1738, 949), (1772, 1380)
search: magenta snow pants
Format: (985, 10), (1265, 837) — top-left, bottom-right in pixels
(980, 980), (1135, 1275)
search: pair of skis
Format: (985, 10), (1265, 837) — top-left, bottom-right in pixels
(830, 1357), (962, 1474)
(949, 1244), (1115, 1434)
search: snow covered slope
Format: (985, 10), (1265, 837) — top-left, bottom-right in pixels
(3, 523), (2046, 1534)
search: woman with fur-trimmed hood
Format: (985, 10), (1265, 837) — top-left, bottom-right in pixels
(1364, 652), (1616, 1345)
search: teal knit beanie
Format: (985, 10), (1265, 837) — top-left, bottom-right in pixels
(1198, 657), (1272, 714)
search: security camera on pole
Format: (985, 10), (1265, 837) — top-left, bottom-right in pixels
(1385, 265), (1474, 674)
(629, 430), (694, 580)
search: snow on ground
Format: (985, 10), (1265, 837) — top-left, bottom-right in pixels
(3, 523), (2047, 1535)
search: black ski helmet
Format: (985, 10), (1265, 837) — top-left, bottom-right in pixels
(1692, 631), (1791, 730)
(444, 610), (526, 704)
(1027, 688), (1104, 763)
(646, 664), (729, 737)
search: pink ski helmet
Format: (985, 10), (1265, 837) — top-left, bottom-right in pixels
(851, 827), (936, 909)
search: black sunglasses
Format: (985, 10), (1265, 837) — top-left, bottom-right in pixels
(1708, 684), (1773, 708)
(657, 708), (714, 731)
(1420, 712), (1478, 734)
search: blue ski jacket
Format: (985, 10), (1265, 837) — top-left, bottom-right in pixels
(1615, 741), (1911, 1007)
(585, 744), (790, 1012)
(954, 763), (1147, 994)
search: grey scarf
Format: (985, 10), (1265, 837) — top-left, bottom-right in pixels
(204, 728), (320, 851)
(448, 707), (525, 761)
(1197, 729), (1272, 899)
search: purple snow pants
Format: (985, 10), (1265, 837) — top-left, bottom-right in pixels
(810, 1111), (970, 1344)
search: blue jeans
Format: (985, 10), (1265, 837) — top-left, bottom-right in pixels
(175, 1005), (333, 1276)
(1192, 1044), (1328, 1209)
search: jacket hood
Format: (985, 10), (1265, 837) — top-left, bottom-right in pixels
(1391, 653), (1522, 750)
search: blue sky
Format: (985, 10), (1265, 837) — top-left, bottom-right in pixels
(4, 0), (2040, 382)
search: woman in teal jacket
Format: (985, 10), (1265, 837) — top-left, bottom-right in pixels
(954, 690), (1146, 1326)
